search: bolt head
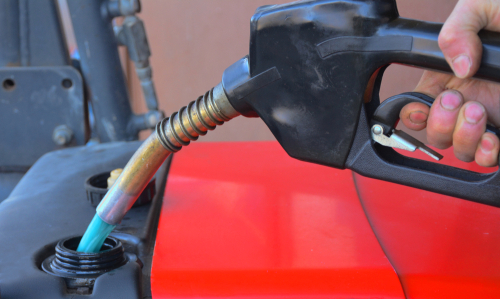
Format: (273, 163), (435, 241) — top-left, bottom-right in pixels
(372, 125), (383, 135)
(147, 111), (163, 127)
(53, 125), (74, 146)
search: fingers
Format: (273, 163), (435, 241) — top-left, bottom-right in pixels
(452, 101), (487, 161)
(400, 102), (429, 131)
(403, 0), (500, 166)
(426, 90), (463, 149)
(413, 70), (451, 97)
(439, 0), (500, 78)
(400, 89), (500, 167)
(439, 0), (484, 78)
(399, 71), (451, 131)
(475, 133), (500, 167)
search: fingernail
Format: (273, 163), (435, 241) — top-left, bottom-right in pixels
(409, 111), (427, 124)
(481, 136), (495, 154)
(464, 103), (485, 124)
(440, 91), (462, 110)
(452, 55), (471, 78)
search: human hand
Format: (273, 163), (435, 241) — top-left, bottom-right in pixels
(399, 0), (500, 167)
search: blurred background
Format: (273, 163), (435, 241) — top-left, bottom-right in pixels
(121, 0), (458, 142)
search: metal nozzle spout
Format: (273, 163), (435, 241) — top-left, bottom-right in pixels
(96, 83), (240, 225)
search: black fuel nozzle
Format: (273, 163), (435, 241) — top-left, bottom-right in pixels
(220, 0), (500, 208)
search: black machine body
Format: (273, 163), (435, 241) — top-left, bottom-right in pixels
(222, 0), (500, 207)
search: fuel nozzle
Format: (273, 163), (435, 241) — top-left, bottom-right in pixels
(95, 83), (240, 226)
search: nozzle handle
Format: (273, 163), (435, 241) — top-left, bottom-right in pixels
(344, 19), (500, 208)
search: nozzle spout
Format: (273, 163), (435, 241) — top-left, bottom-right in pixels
(96, 132), (169, 225)
(96, 83), (239, 225)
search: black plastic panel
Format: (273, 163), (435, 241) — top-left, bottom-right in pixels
(0, 141), (170, 298)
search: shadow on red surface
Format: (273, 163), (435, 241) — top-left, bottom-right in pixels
(355, 147), (500, 299)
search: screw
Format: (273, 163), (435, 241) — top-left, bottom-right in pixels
(148, 113), (158, 127)
(146, 110), (163, 128)
(372, 125), (383, 135)
(52, 125), (74, 146)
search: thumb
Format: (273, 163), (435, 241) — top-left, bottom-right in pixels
(438, 0), (500, 79)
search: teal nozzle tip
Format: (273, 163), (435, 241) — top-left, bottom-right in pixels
(77, 214), (116, 253)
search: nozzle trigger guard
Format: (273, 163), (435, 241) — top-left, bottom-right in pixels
(370, 92), (446, 161)
(372, 92), (500, 137)
(371, 92), (500, 154)
(370, 93), (500, 161)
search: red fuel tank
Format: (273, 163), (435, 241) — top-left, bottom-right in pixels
(151, 141), (500, 298)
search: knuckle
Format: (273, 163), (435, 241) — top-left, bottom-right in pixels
(454, 147), (475, 162)
(427, 135), (452, 149)
(434, 127), (454, 136)
(459, 155), (475, 163)
(428, 118), (455, 134)
(438, 30), (458, 51)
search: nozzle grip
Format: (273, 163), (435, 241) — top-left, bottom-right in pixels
(345, 19), (500, 207)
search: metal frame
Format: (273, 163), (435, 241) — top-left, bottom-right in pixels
(0, 0), (161, 165)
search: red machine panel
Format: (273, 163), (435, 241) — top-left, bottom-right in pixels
(355, 149), (500, 299)
(152, 141), (405, 298)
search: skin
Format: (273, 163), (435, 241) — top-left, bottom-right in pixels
(400, 0), (500, 167)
